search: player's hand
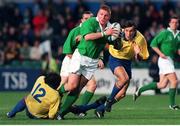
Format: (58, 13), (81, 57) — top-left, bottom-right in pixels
(133, 43), (140, 55)
(104, 27), (119, 36)
(75, 35), (81, 43)
(67, 54), (73, 59)
(159, 53), (167, 59)
(97, 59), (104, 69)
(133, 43), (141, 61)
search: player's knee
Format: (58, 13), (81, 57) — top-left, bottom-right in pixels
(157, 83), (167, 89)
(173, 79), (178, 85)
(68, 83), (78, 91)
(87, 83), (97, 92)
(117, 77), (129, 87)
(170, 79), (178, 88)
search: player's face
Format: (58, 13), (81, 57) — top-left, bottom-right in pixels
(124, 26), (136, 41)
(169, 18), (179, 31)
(97, 9), (110, 27)
(81, 14), (92, 23)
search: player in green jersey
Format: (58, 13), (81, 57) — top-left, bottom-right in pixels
(60, 11), (104, 117)
(134, 15), (180, 110)
(58, 4), (119, 119)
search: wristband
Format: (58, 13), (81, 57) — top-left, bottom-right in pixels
(101, 31), (106, 37)
(99, 56), (104, 60)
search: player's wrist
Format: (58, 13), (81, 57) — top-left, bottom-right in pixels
(98, 56), (104, 60)
(101, 31), (107, 37)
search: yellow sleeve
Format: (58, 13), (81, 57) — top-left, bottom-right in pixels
(136, 34), (149, 60)
(48, 97), (60, 119)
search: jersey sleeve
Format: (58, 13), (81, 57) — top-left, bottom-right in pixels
(138, 37), (149, 60)
(150, 31), (165, 48)
(63, 28), (77, 54)
(81, 18), (96, 37)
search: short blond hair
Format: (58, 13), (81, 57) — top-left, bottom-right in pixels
(99, 4), (111, 15)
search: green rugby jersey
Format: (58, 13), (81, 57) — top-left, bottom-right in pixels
(63, 26), (80, 54)
(150, 28), (180, 59)
(78, 17), (108, 59)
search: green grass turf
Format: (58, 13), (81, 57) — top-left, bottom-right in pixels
(1, 91), (180, 125)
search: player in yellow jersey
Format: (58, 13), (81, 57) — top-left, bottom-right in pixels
(6, 72), (106, 120)
(95, 20), (149, 118)
(7, 73), (61, 119)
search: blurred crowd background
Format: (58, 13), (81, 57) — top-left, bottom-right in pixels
(0, 0), (179, 74)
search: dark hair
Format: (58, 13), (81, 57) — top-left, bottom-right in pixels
(44, 72), (61, 90)
(81, 11), (93, 18)
(122, 20), (137, 29)
(99, 4), (111, 15)
(169, 15), (179, 23)
(83, 11), (93, 15)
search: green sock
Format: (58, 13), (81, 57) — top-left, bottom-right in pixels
(169, 88), (176, 106)
(59, 84), (66, 94)
(60, 91), (78, 116)
(80, 91), (94, 105)
(139, 82), (157, 95)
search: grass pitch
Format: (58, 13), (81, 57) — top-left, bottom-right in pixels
(1, 91), (180, 125)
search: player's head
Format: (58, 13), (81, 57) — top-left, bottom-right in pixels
(81, 11), (93, 23)
(122, 20), (137, 41)
(168, 15), (179, 31)
(44, 72), (61, 90)
(97, 4), (111, 26)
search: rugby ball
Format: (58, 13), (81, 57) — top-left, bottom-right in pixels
(108, 22), (121, 41)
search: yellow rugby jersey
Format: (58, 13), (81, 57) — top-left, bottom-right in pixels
(25, 76), (61, 119)
(109, 31), (149, 60)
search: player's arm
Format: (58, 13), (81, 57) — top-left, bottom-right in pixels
(178, 49), (180, 55)
(81, 19), (117, 41)
(152, 47), (167, 59)
(84, 27), (115, 40)
(150, 31), (167, 59)
(98, 51), (104, 69)
(134, 37), (149, 61)
(75, 35), (82, 43)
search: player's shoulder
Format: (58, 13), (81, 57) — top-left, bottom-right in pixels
(36, 76), (45, 83)
(136, 30), (143, 37)
(84, 17), (97, 24)
(136, 30), (145, 40)
(158, 29), (169, 35)
(70, 25), (80, 32)
(88, 17), (96, 21)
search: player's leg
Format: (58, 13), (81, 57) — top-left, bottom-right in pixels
(58, 74), (83, 118)
(134, 57), (171, 101)
(94, 83), (129, 118)
(71, 96), (107, 114)
(105, 66), (129, 110)
(59, 88), (80, 118)
(166, 72), (179, 110)
(59, 50), (82, 94)
(115, 82), (129, 100)
(59, 75), (90, 118)
(80, 76), (97, 105)
(134, 74), (168, 101)
(7, 98), (26, 118)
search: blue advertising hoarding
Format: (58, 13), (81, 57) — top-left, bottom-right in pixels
(0, 68), (41, 91)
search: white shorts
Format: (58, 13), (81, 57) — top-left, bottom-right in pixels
(158, 56), (175, 75)
(60, 55), (71, 77)
(69, 49), (99, 80)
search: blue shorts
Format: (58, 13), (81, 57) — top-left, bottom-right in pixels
(108, 55), (132, 79)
